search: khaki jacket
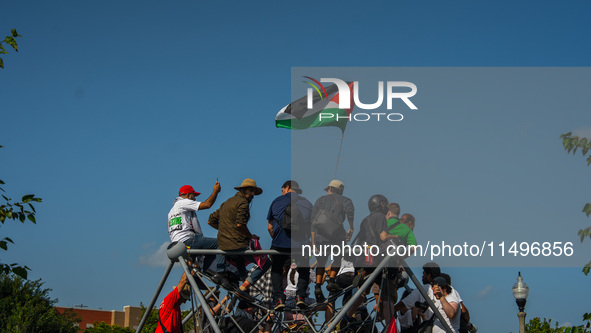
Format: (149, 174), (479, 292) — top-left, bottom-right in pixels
(208, 192), (251, 250)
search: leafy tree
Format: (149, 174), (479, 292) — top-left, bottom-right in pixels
(525, 317), (562, 332)
(1, 30), (39, 280)
(560, 132), (591, 276)
(559, 132), (591, 332)
(0, 272), (81, 332)
(1, 146), (42, 279)
(525, 316), (591, 333)
(0, 29), (21, 69)
(139, 303), (159, 333)
(84, 322), (134, 333)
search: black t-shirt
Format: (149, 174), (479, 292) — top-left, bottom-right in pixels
(357, 212), (387, 247)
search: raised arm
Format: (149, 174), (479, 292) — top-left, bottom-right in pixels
(176, 273), (188, 292)
(210, 295), (230, 315)
(199, 181), (221, 210)
(440, 297), (459, 319)
(433, 285), (459, 319)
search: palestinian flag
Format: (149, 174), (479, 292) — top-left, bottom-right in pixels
(275, 81), (354, 133)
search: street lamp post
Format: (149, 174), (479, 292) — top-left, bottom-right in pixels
(512, 272), (529, 333)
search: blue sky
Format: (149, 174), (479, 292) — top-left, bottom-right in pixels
(1, 1), (591, 331)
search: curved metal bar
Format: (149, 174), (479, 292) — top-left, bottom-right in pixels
(186, 249), (294, 255)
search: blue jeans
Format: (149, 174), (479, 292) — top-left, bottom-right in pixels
(182, 234), (222, 273)
(223, 247), (271, 285)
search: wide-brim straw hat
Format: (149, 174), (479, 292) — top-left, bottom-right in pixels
(234, 178), (263, 195)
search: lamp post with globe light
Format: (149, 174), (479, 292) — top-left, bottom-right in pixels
(512, 272), (529, 333)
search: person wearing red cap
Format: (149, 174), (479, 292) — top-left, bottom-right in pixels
(168, 181), (221, 272)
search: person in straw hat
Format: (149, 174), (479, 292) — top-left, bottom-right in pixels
(208, 178), (271, 298)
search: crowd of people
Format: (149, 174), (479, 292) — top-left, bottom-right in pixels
(156, 178), (477, 333)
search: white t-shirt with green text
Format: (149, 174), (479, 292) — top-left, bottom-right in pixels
(168, 197), (203, 242)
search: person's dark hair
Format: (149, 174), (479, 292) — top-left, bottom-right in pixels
(237, 300), (251, 310)
(432, 276), (452, 294)
(437, 283), (452, 294)
(423, 262), (441, 279)
(387, 203), (400, 217)
(440, 273), (451, 286)
(282, 260), (290, 280)
(400, 213), (415, 225)
(282, 180), (302, 194)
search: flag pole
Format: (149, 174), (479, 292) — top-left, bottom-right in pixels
(334, 81), (353, 179)
(334, 131), (345, 179)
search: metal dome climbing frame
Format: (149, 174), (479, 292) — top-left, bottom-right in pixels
(135, 243), (453, 333)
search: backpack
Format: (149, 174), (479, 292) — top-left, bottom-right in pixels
(281, 196), (310, 242)
(311, 195), (346, 240)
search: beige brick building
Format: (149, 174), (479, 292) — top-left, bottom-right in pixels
(56, 305), (143, 332)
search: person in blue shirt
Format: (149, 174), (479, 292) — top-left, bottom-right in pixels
(267, 180), (313, 311)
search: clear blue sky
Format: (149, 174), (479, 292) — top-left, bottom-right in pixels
(1, 1), (591, 331)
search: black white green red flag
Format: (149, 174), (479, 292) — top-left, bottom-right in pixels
(275, 81), (354, 133)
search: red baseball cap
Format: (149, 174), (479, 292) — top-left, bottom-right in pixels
(179, 185), (201, 196)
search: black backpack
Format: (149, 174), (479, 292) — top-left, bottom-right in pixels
(281, 196), (310, 242)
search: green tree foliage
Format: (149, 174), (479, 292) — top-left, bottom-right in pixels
(526, 316), (591, 333)
(0, 29), (21, 69)
(525, 317), (562, 332)
(0, 272), (81, 332)
(559, 131), (591, 332)
(1, 146), (42, 279)
(560, 132), (591, 276)
(84, 322), (134, 333)
(139, 304), (159, 333)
